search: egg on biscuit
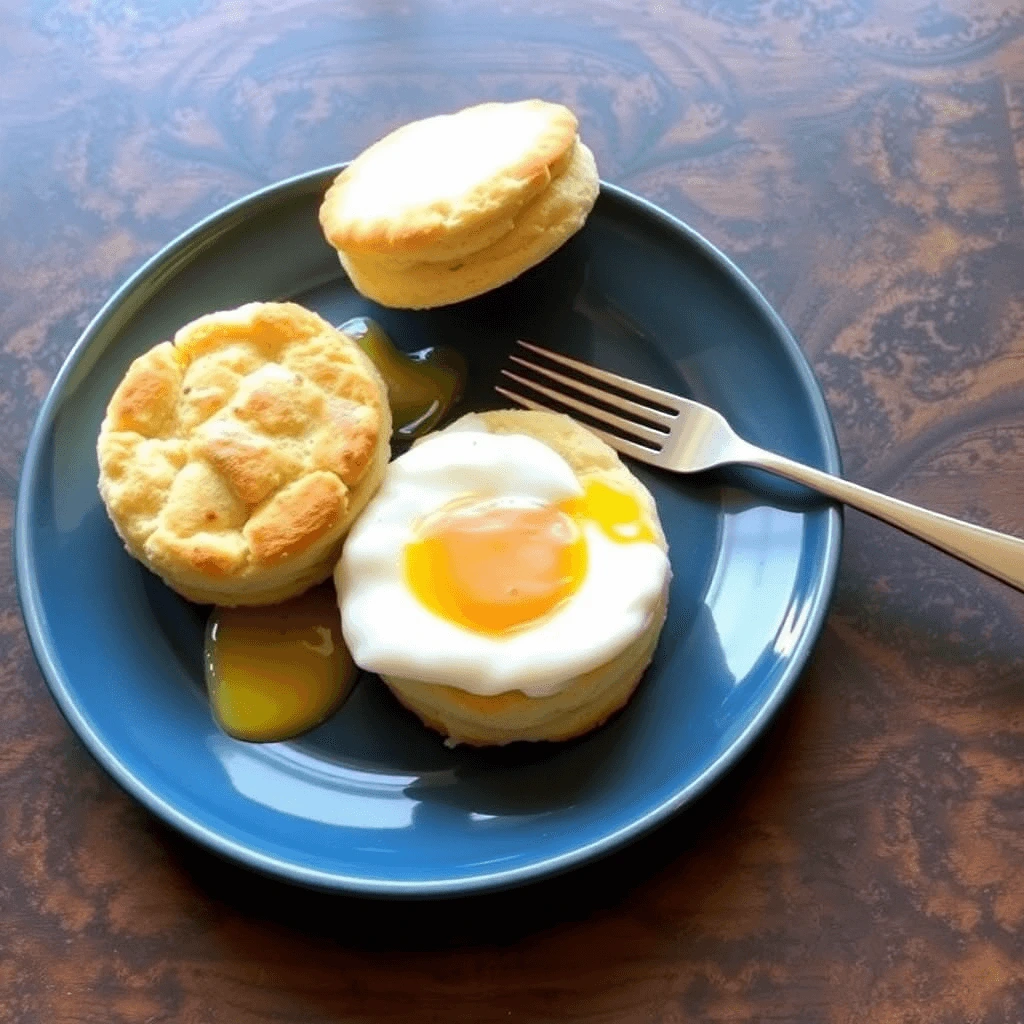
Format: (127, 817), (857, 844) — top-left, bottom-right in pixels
(337, 410), (671, 746)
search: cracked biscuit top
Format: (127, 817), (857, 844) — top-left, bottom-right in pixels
(97, 302), (388, 599)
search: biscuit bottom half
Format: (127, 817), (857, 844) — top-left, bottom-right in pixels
(382, 587), (668, 746)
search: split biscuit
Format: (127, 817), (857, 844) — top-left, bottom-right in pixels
(319, 100), (600, 309)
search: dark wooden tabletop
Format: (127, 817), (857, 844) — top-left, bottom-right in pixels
(5, 1), (1024, 1021)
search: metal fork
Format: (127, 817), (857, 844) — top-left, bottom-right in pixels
(497, 340), (1024, 594)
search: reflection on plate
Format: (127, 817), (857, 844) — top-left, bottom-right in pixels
(15, 169), (841, 895)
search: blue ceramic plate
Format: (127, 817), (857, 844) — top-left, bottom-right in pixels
(15, 168), (841, 896)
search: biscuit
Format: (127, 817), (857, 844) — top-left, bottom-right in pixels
(370, 409), (669, 746)
(338, 141), (599, 309)
(97, 302), (391, 606)
(319, 100), (579, 258)
(318, 100), (600, 309)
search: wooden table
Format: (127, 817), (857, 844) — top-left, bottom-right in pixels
(5, 2), (1024, 1020)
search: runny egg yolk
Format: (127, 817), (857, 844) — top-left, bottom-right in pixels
(404, 479), (655, 635)
(560, 478), (657, 546)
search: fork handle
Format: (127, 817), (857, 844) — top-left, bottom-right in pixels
(750, 447), (1024, 593)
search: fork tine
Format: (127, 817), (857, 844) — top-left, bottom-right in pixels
(495, 386), (663, 467)
(495, 385), (550, 415)
(576, 422), (665, 467)
(499, 370), (667, 446)
(516, 340), (682, 410)
(508, 355), (676, 427)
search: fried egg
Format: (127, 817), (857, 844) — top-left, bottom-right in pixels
(338, 427), (670, 697)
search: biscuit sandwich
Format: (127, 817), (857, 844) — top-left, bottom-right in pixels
(318, 100), (600, 309)
(337, 409), (671, 746)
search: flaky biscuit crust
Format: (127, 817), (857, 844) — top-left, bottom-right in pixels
(319, 100), (579, 258)
(384, 588), (668, 747)
(97, 302), (391, 605)
(367, 409), (669, 746)
(338, 140), (600, 309)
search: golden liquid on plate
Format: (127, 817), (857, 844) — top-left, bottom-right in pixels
(203, 320), (461, 742)
(204, 583), (356, 742)
(339, 316), (466, 439)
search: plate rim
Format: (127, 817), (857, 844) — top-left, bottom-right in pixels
(14, 166), (843, 897)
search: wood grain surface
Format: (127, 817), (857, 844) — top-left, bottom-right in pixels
(5, 1), (1024, 1021)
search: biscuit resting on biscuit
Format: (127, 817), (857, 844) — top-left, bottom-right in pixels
(338, 409), (669, 746)
(319, 100), (600, 309)
(97, 302), (391, 606)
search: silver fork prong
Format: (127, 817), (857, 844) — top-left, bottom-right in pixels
(495, 385), (663, 467)
(499, 370), (667, 447)
(508, 355), (676, 428)
(566, 421), (664, 467)
(495, 385), (555, 416)
(516, 340), (682, 411)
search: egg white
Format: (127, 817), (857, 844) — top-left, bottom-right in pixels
(337, 427), (670, 697)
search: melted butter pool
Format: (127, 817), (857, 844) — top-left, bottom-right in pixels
(340, 316), (466, 440)
(205, 583), (356, 743)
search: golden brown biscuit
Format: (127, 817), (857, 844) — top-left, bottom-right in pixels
(97, 302), (391, 605)
(338, 140), (599, 310)
(359, 409), (669, 746)
(319, 100), (579, 258)
(318, 100), (600, 309)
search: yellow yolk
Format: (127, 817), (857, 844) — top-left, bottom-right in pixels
(560, 478), (657, 545)
(404, 479), (654, 636)
(405, 498), (587, 634)
(204, 583), (356, 742)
